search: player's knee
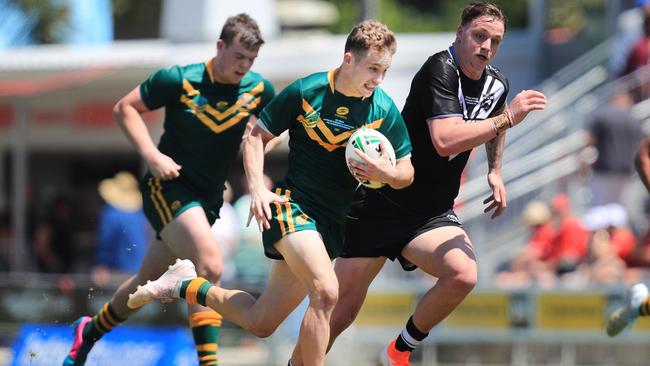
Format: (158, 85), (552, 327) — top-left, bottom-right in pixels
(247, 321), (279, 338)
(449, 270), (477, 295)
(194, 260), (223, 283)
(309, 283), (339, 312)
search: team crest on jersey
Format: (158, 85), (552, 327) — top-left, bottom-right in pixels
(170, 200), (182, 212)
(480, 93), (495, 112)
(303, 110), (320, 129)
(216, 100), (229, 111)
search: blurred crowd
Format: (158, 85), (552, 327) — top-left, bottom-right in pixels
(494, 194), (650, 289)
(0, 171), (272, 293)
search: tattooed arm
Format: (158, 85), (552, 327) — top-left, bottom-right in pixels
(483, 127), (507, 219)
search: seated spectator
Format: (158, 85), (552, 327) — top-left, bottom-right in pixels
(577, 229), (627, 286)
(493, 200), (557, 289)
(547, 193), (590, 275)
(33, 194), (76, 273)
(92, 172), (149, 286)
(522, 200), (557, 260)
(583, 204), (637, 264)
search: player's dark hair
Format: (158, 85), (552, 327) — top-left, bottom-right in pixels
(220, 13), (264, 49)
(460, 2), (507, 32)
(344, 19), (397, 58)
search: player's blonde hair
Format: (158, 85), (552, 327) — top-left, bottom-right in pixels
(219, 13), (264, 50)
(344, 20), (397, 57)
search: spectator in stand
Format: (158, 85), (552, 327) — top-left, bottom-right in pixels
(584, 204), (637, 261)
(578, 228), (627, 286)
(522, 200), (557, 261)
(548, 193), (590, 275)
(33, 194), (76, 273)
(92, 172), (149, 286)
(493, 200), (557, 289)
(610, 1), (650, 77)
(620, 13), (650, 102)
(584, 89), (642, 207)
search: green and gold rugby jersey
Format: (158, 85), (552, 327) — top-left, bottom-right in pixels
(140, 60), (275, 196)
(259, 70), (412, 221)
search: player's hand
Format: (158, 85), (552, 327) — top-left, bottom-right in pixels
(145, 151), (182, 180)
(348, 143), (396, 184)
(508, 89), (547, 126)
(248, 186), (288, 232)
(483, 171), (507, 219)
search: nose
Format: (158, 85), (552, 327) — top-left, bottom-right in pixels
(373, 71), (384, 85)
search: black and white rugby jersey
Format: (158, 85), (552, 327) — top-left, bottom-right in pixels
(379, 46), (509, 215)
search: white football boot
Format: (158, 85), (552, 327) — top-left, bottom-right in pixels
(127, 258), (197, 309)
(606, 283), (649, 337)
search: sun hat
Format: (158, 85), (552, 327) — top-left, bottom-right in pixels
(522, 200), (551, 226)
(98, 171), (142, 211)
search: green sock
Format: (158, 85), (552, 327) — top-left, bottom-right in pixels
(83, 302), (125, 342)
(190, 311), (222, 365)
(179, 278), (213, 307)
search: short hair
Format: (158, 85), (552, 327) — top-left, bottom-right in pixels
(344, 20), (397, 57)
(219, 13), (264, 49)
(460, 2), (507, 32)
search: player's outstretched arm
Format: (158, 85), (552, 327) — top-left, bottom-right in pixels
(242, 124), (287, 232)
(428, 90), (547, 157)
(113, 87), (182, 180)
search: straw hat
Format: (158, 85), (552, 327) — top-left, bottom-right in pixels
(98, 171), (142, 211)
(522, 200), (551, 226)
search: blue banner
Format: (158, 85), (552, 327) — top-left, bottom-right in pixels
(11, 323), (197, 366)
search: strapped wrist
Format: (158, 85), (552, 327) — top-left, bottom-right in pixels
(505, 107), (515, 127)
(493, 113), (510, 135)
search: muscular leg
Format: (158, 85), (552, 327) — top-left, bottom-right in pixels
(194, 230), (337, 366)
(160, 206), (225, 313)
(401, 226), (477, 332)
(110, 240), (177, 318)
(290, 257), (386, 366)
(160, 206), (225, 365)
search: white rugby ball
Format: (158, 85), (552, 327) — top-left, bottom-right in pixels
(345, 128), (396, 189)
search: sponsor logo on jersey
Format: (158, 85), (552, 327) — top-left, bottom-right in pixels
(216, 100), (229, 111)
(335, 106), (349, 117)
(171, 200), (182, 212)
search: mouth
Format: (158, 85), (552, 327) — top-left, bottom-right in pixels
(477, 54), (488, 62)
(234, 71), (245, 78)
(363, 82), (376, 93)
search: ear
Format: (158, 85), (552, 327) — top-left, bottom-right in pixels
(343, 52), (353, 65)
(216, 39), (225, 51)
(456, 26), (463, 42)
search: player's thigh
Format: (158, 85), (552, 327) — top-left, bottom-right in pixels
(159, 205), (222, 265)
(334, 257), (385, 314)
(401, 226), (476, 279)
(135, 239), (177, 281)
(275, 230), (338, 293)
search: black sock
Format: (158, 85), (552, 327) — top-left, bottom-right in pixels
(394, 316), (429, 352)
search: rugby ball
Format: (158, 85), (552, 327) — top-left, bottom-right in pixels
(345, 128), (396, 189)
